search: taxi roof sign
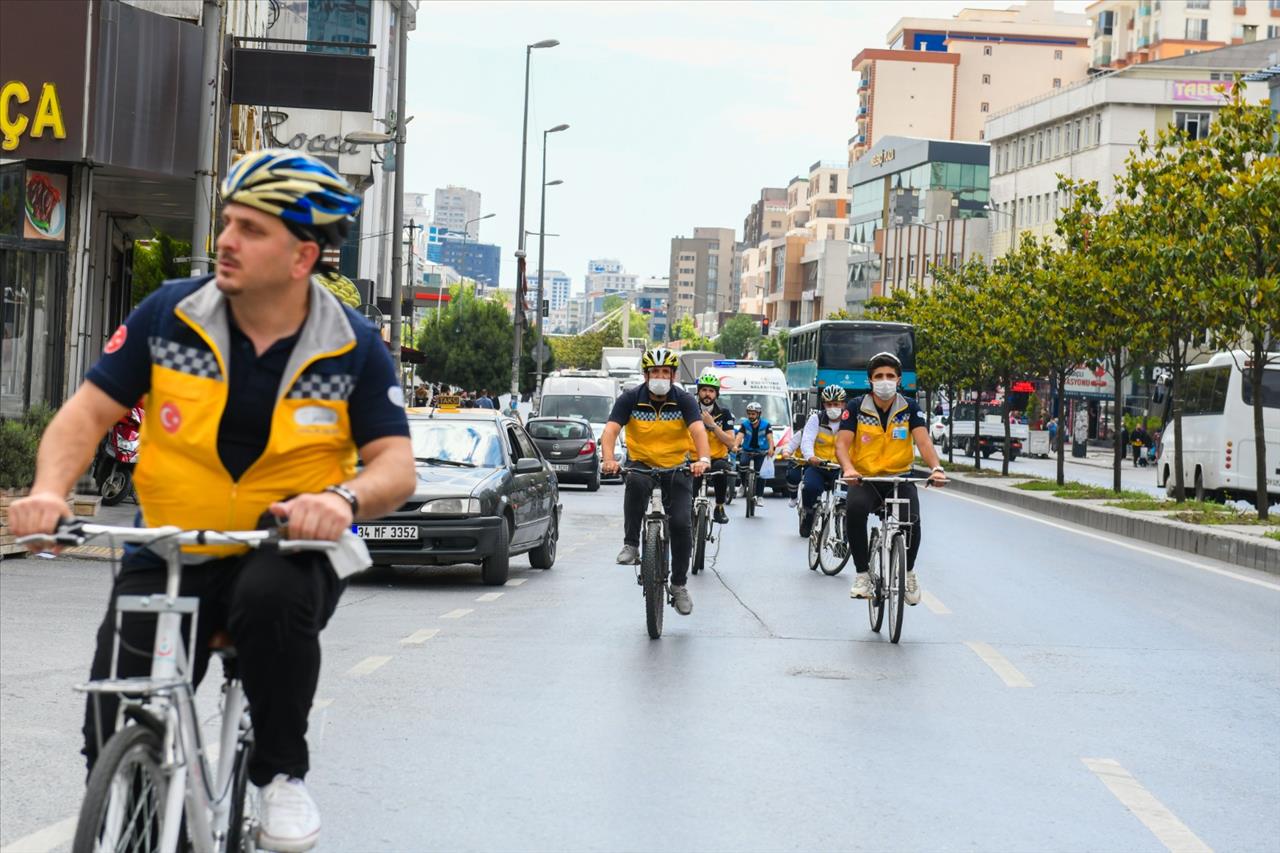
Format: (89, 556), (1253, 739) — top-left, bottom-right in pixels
(434, 394), (461, 411)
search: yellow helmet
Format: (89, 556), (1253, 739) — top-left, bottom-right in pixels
(641, 347), (679, 371)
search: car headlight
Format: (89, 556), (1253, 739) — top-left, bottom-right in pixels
(419, 498), (482, 515)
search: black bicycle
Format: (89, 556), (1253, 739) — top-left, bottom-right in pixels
(856, 475), (932, 644)
(623, 464), (690, 639)
(738, 451), (767, 518)
(691, 469), (726, 576)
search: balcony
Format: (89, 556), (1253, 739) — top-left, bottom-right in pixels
(858, 105), (868, 117)
(857, 77), (870, 92)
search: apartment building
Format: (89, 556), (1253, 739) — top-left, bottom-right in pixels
(584, 259), (638, 292)
(432, 185), (482, 238)
(743, 188), (788, 246)
(667, 227), (736, 329)
(527, 270), (571, 313)
(850, 4), (1091, 163)
(985, 39), (1277, 257)
(1090, 0), (1280, 71)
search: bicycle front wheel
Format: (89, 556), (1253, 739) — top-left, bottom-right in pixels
(745, 473), (756, 518)
(818, 510), (850, 576)
(692, 505), (708, 576)
(74, 724), (169, 853)
(642, 521), (665, 639)
(888, 532), (907, 644)
(224, 729), (257, 852)
(866, 529), (884, 633)
(806, 507), (822, 571)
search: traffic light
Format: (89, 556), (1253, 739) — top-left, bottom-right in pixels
(761, 316), (771, 336)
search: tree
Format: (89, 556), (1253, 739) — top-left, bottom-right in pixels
(132, 232), (191, 306)
(669, 315), (714, 350)
(930, 260), (1001, 470)
(716, 314), (760, 359)
(416, 284), (513, 392)
(757, 328), (788, 369)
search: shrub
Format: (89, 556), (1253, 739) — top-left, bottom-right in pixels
(0, 419), (38, 489)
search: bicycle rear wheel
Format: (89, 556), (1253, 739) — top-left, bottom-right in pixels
(866, 529), (884, 633)
(806, 506), (823, 571)
(745, 472), (756, 518)
(642, 521), (665, 639)
(224, 729), (257, 852)
(692, 504), (708, 576)
(818, 509), (850, 576)
(74, 724), (168, 853)
(888, 532), (907, 644)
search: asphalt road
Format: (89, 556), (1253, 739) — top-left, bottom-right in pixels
(2, 481), (1277, 852)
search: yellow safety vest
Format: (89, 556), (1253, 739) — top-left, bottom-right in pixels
(621, 387), (697, 468)
(850, 394), (915, 476)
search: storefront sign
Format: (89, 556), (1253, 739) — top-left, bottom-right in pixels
(1, 82), (67, 152)
(22, 169), (67, 241)
(1064, 365), (1115, 398)
(1171, 79), (1234, 102)
(870, 148), (896, 167)
(261, 108), (373, 175)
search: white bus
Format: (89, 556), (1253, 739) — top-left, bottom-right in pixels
(1156, 351), (1280, 501)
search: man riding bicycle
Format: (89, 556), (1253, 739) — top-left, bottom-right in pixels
(601, 348), (711, 616)
(835, 352), (946, 606)
(693, 373), (736, 525)
(8, 149), (416, 852)
(733, 401), (775, 510)
(798, 385), (848, 537)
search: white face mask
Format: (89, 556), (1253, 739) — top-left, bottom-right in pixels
(872, 380), (897, 401)
(648, 378), (672, 396)
(825, 407), (844, 421)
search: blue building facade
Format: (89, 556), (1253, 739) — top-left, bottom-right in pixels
(437, 237), (501, 290)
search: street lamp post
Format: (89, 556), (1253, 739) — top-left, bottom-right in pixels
(510, 38), (560, 402)
(534, 123), (569, 395)
(388, 3), (411, 380)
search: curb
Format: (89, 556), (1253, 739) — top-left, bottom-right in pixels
(944, 475), (1280, 575)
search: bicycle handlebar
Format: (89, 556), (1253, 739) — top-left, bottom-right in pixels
(621, 464), (691, 477)
(846, 474), (942, 487)
(17, 519), (338, 552)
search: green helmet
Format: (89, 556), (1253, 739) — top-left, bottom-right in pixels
(696, 373), (720, 390)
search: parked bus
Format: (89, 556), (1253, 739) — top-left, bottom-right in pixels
(784, 320), (916, 408)
(1155, 351), (1280, 502)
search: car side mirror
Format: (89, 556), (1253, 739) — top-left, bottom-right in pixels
(514, 457), (542, 474)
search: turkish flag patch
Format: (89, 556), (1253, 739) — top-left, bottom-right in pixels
(841, 410), (850, 421)
(104, 325), (128, 354)
(160, 402), (182, 434)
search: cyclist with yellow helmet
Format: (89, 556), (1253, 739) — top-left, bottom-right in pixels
(694, 373), (736, 524)
(9, 149), (416, 851)
(601, 348), (711, 616)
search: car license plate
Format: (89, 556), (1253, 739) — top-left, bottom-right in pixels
(554, 464), (572, 472)
(356, 525), (419, 540)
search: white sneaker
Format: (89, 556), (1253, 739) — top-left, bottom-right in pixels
(849, 573), (874, 599)
(905, 571), (921, 606)
(258, 774), (321, 852)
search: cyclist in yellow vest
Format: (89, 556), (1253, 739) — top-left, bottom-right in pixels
(836, 352), (946, 605)
(8, 150), (416, 852)
(694, 373), (736, 525)
(798, 384), (849, 537)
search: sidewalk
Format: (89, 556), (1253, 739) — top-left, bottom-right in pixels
(945, 472), (1279, 574)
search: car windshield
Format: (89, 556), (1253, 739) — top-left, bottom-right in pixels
(720, 393), (788, 428)
(539, 394), (612, 423)
(409, 419), (505, 468)
(528, 420), (591, 440)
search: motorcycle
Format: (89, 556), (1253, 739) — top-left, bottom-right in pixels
(93, 405), (142, 506)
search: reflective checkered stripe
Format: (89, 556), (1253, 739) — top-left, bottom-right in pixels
(148, 337), (220, 380)
(851, 395), (914, 476)
(287, 373), (355, 401)
(625, 403), (694, 468)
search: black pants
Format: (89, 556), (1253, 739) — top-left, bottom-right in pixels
(693, 457), (730, 506)
(84, 549), (343, 786)
(846, 481), (921, 574)
(739, 452), (768, 497)
(624, 465), (694, 585)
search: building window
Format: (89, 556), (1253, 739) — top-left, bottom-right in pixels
(1074, 119), (1083, 150)
(1186, 0), (1210, 8)
(1054, 49), (1063, 60)
(1185, 18), (1209, 40)
(1095, 114), (1102, 144)
(829, 174), (839, 193)
(1037, 132), (1044, 161)
(884, 259), (894, 280)
(981, 102), (990, 113)
(1175, 111), (1211, 139)
(1269, 25), (1280, 39)
(982, 73), (991, 84)
(1053, 78), (1062, 88)
(979, 130), (985, 141)
(984, 45), (993, 56)
(1233, 0), (1246, 8)
(1272, 0), (1280, 11)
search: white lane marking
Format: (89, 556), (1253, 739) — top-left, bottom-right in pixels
(964, 641), (1034, 688)
(345, 655), (392, 677)
(475, 592), (504, 602)
(441, 608), (473, 619)
(921, 590), (951, 614)
(1082, 758), (1213, 852)
(313, 698), (334, 710)
(505, 578), (527, 587)
(938, 490), (1280, 592)
(0, 816), (77, 853)
(400, 628), (440, 645)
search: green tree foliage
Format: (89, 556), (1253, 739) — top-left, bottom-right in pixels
(415, 284), (513, 392)
(716, 314), (761, 359)
(669, 315), (715, 350)
(131, 233), (192, 306)
(757, 328), (788, 369)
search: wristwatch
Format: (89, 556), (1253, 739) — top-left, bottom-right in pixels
(698, 456), (711, 465)
(324, 484), (360, 516)
(931, 466), (946, 474)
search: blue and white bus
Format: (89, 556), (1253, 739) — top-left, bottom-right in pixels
(784, 320), (916, 405)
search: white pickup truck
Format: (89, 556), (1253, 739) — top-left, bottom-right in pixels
(941, 404), (1028, 461)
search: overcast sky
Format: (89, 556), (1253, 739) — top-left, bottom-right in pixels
(403, 0), (1090, 294)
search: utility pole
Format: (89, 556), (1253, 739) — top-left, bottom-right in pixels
(388, 2), (410, 378)
(406, 217), (417, 351)
(191, 0), (222, 275)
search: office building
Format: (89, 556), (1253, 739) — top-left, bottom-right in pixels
(584, 259), (638, 292)
(527, 270), (572, 313)
(433, 185), (482, 238)
(436, 237), (501, 290)
(667, 227), (736, 329)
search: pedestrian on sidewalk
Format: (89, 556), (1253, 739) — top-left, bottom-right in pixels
(1131, 423), (1150, 467)
(1047, 417), (1058, 451)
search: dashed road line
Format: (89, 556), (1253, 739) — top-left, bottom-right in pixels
(921, 590), (951, 614)
(441, 608), (473, 619)
(1082, 758), (1213, 852)
(475, 592), (504, 602)
(313, 698), (334, 710)
(964, 640), (1033, 688)
(505, 578), (527, 587)
(345, 655), (392, 677)
(400, 628), (440, 645)
(0, 816), (76, 853)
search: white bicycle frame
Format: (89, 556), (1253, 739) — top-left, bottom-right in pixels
(29, 522), (333, 853)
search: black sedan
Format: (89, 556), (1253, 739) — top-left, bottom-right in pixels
(359, 409), (561, 585)
(525, 416), (601, 491)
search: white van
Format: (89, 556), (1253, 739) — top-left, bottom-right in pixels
(537, 371), (625, 474)
(706, 360), (793, 494)
(1156, 351), (1280, 501)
